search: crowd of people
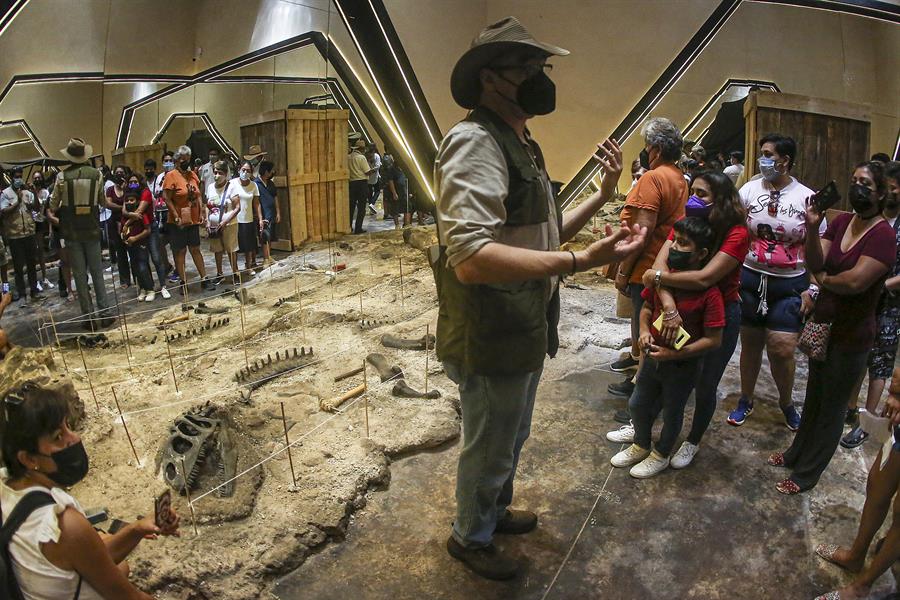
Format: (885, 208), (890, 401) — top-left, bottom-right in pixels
(433, 17), (900, 599)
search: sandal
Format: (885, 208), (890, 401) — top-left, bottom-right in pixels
(775, 478), (801, 495)
(767, 452), (785, 467)
(815, 543), (841, 564)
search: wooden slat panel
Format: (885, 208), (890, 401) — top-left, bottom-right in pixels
(239, 110), (286, 128)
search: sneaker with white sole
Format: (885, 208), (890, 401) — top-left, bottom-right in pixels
(630, 450), (670, 478)
(144, 290), (156, 302)
(42, 278), (55, 289)
(670, 442), (699, 469)
(606, 423), (635, 443)
(611, 444), (650, 468)
(160, 287), (171, 300)
(35, 281), (43, 292)
(137, 290), (147, 302)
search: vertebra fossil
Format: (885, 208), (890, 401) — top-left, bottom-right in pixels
(234, 347), (315, 401)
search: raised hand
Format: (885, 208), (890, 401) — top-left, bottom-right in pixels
(593, 139), (623, 197)
(578, 223), (646, 270)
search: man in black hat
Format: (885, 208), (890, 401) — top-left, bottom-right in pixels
(433, 16), (645, 580)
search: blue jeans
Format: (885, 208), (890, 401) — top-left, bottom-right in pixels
(686, 300), (742, 445)
(66, 238), (111, 319)
(126, 244), (154, 291)
(444, 361), (542, 549)
(628, 283), (646, 346)
(629, 356), (702, 457)
(148, 222), (170, 290)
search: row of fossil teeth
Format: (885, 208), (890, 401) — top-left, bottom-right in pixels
(149, 317), (231, 344)
(233, 347), (314, 382)
(358, 318), (397, 330)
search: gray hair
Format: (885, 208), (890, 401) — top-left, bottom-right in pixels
(173, 145), (192, 160)
(641, 118), (683, 162)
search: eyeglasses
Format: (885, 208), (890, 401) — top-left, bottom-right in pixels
(490, 63), (553, 78)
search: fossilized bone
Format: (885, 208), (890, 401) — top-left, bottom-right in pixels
(159, 317), (231, 344)
(158, 314), (190, 327)
(366, 353), (404, 382)
(358, 318), (396, 331)
(319, 383), (366, 412)
(334, 365), (365, 383)
(380, 334), (435, 351)
(76, 333), (109, 349)
(234, 347), (315, 401)
(195, 302), (229, 315)
(392, 379), (441, 399)
(155, 402), (237, 496)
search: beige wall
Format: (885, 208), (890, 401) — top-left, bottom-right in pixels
(387, 0), (899, 189)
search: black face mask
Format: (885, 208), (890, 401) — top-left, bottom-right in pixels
(180, 160), (191, 171)
(496, 70), (556, 116)
(144, 170), (155, 179)
(639, 148), (651, 171)
(33, 180), (43, 188)
(40, 441), (89, 487)
(114, 174), (125, 186)
(848, 183), (877, 216)
(667, 248), (694, 271)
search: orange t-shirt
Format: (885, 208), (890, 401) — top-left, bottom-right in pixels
(162, 169), (202, 225)
(620, 163), (688, 284)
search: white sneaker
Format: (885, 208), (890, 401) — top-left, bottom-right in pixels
(630, 450), (670, 478)
(105, 266), (112, 272)
(144, 290), (156, 302)
(35, 281), (43, 292)
(160, 287), (171, 299)
(606, 423), (635, 443)
(42, 278), (55, 289)
(670, 442), (699, 469)
(611, 444), (650, 468)
(138, 290), (147, 302)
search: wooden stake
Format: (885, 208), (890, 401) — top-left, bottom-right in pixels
(37, 318), (45, 348)
(77, 339), (99, 410)
(425, 324), (429, 394)
(163, 325), (179, 393)
(358, 290), (364, 320)
(112, 386), (140, 467)
(120, 306), (134, 370)
(362, 359), (369, 438)
(299, 293), (306, 344)
(280, 402), (297, 485)
(46, 309), (69, 374)
(237, 271), (250, 370)
(180, 458), (199, 536)
(110, 275), (131, 369)
(293, 273), (299, 300)
(334, 365), (364, 383)
(399, 257), (405, 309)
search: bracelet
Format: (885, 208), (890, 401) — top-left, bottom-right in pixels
(568, 251), (577, 275)
(662, 310), (679, 321)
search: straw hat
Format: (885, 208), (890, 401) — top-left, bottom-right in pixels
(242, 144), (267, 161)
(450, 16), (568, 110)
(59, 137), (93, 163)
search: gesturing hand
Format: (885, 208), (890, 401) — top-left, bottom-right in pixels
(579, 223), (646, 270)
(593, 138), (623, 197)
(884, 395), (900, 427)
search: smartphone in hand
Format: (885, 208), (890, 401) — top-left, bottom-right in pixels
(154, 489), (173, 529)
(810, 181), (840, 213)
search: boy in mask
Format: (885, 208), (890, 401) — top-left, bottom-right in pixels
(609, 216), (724, 479)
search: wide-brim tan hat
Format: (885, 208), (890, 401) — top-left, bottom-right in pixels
(243, 144), (267, 161)
(451, 16), (568, 110)
(60, 137), (93, 163)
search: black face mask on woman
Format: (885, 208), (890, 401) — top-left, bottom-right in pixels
(496, 70), (556, 116)
(180, 160), (192, 171)
(848, 183), (878, 217)
(39, 440), (90, 487)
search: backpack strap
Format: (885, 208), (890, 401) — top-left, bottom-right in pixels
(1, 490), (56, 600)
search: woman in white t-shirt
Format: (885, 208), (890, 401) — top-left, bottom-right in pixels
(0, 382), (179, 599)
(232, 161), (262, 273)
(727, 134), (826, 431)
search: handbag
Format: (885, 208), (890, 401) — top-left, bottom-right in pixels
(798, 320), (832, 361)
(208, 183), (230, 239)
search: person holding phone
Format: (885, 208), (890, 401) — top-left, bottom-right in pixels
(207, 161), (240, 285)
(768, 160), (896, 494)
(1, 382), (180, 599)
(255, 161), (280, 268)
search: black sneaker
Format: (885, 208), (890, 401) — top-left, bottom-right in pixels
(608, 378), (635, 398)
(200, 278), (213, 290)
(494, 509), (537, 535)
(213, 274), (224, 287)
(845, 407), (859, 426)
(840, 426), (869, 449)
(446, 537), (519, 581)
(610, 354), (639, 373)
(614, 408), (631, 424)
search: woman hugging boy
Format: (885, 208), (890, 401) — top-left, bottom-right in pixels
(609, 216), (725, 478)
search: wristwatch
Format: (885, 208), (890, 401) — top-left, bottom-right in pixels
(654, 270), (662, 287)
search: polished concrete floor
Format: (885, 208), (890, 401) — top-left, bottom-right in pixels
(274, 288), (896, 600)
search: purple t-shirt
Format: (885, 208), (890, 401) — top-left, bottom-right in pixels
(815, 212), (897, 351)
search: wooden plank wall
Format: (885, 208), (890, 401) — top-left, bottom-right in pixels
(744, 93), (870, 212)
(111, 143), (166, 178)
(240, 114), (292, 249)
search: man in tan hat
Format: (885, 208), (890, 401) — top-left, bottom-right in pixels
(48, 138), (113, 330)
(433, 16), (646, 580)
(243, 144), (267, 177)
(348, 138), (371, 233)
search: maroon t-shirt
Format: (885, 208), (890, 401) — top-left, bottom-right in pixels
(642, 285), (725, 346)
(815, 212), (897, 351)
(668, 222), (749, 303)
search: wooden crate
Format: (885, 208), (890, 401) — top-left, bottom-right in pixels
(111, 143), (166, 177)
(240, 109), (350, 249)
(744, 91), (870, 210)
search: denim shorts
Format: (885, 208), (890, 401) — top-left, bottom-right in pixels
(739, 268), (808, 333)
